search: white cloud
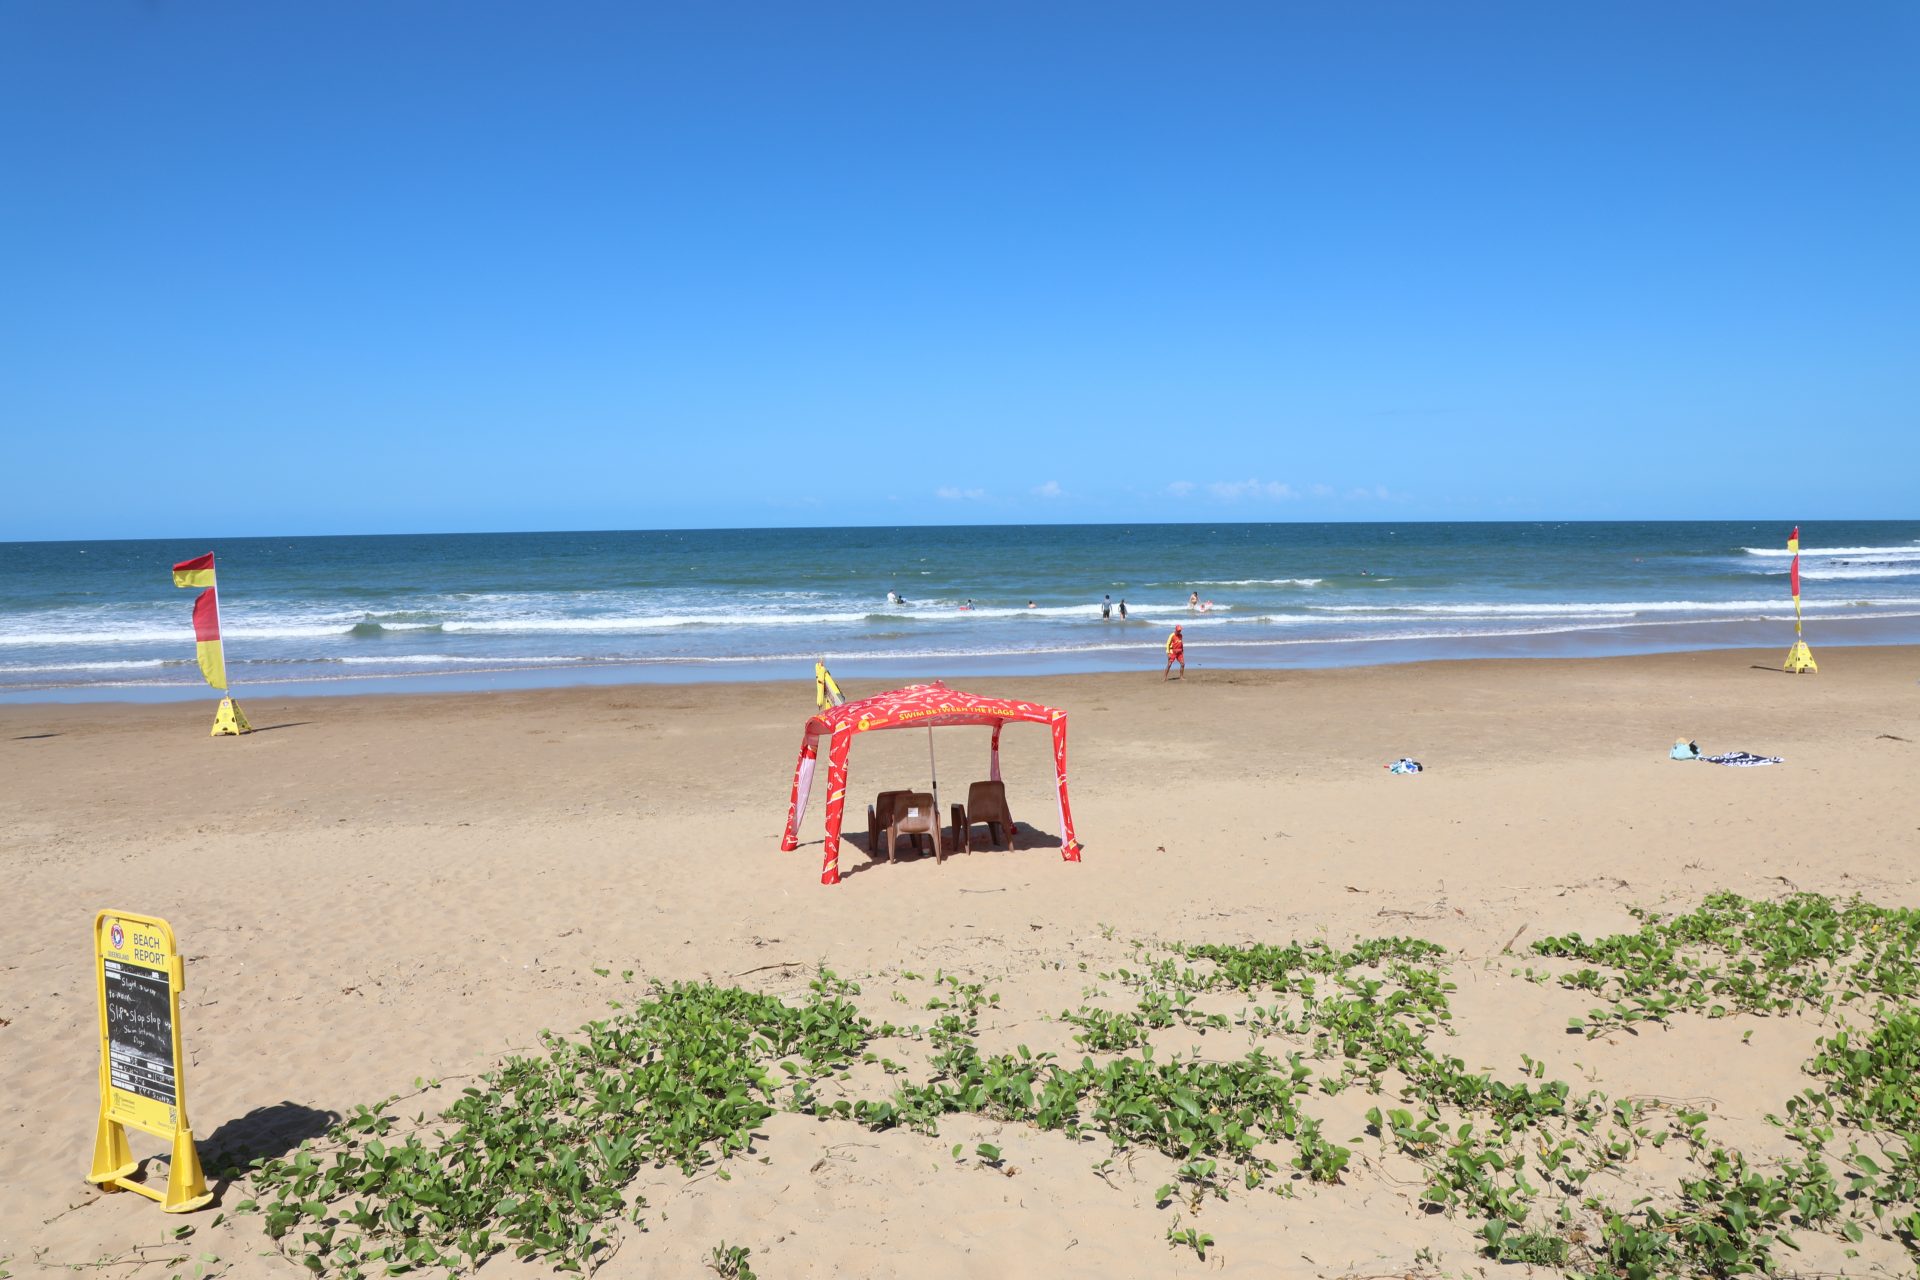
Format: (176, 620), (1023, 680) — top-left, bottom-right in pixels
(936, 486), (988, 501)
(1032, 480), (1063, 499)
(1180, 477), (1393, 504)
(1207, 478), (1298, 502)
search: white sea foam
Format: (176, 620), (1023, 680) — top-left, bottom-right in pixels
(1184, 578), (1323, 587)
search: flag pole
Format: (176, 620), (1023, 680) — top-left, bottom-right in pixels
(206, 559), (251, 733)
(1784, 525), (1817, 674)
(212, 568), (234, 701)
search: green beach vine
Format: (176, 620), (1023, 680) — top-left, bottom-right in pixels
(230, 892), (1920, 1277)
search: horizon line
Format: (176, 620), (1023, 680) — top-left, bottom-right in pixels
(4, 515), (1910, 546)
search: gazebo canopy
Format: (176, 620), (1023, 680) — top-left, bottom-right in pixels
(779, 681), (1083, 884)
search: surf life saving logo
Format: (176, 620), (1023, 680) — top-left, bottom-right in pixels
(110, 922), (125, 950)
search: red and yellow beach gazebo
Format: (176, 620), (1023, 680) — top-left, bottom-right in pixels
(778, 681), (1083, 884)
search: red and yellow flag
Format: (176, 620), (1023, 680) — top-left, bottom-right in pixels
(172, 553), (216, 589)
(173, 554), (227, 690)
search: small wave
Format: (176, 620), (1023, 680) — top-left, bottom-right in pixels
(1307, 598), (1899, 618)
(0, 624), (347, 646)
(442, 604), (1123, 632)
(1740, 544), (1920, 558)
(1184, 578), (1323, 587)
(350, 621), (447, 637)
(1796, 566), (1920, 581)
(334, 654), (582, 666)
(442, 612), (881, 633)
(0, 658), (187, 673)
(940, 604), (1140, 619)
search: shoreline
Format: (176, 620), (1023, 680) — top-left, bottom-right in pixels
(3, 623), (1913, 705)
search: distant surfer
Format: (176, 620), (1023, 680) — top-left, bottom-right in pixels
(1164, 625), (1185, 681)
(887, 590), (910, 606)
(1101, 594), (1112, 620)
(961, 599), (974, 610)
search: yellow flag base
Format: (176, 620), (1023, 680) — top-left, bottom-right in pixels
(1784, 640), (1818, 674)
(210, 697), (252, 736)
(87, 1116), (212, 1213)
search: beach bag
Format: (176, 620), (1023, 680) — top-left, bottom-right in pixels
(1670, 739), (1700, 761)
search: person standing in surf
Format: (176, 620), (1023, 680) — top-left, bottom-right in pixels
(1101, 594), (1112, 620)
(1164, 625), (1184, 680)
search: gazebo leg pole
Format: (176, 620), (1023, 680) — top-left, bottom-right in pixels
(928, 726), (939, 814)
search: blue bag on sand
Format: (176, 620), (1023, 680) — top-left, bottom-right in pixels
(1387, 758), (1423, 775)
(1670, 740), (1701, 761)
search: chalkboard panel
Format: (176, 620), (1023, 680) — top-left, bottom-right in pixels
(104, 959), (176, 1107)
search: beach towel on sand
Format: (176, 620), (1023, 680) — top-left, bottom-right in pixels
(1386, 758), (1423, 774)
(1702, 751), (1784, 767)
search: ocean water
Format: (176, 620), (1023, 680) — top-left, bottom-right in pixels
(3, 521), (1918, 701)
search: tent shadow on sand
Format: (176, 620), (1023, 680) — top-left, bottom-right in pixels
(834, 824), (1067, 880)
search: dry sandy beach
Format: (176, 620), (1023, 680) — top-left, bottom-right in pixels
(3, 647), (1917, 1278)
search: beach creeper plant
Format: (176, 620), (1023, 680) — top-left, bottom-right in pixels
(243, 973), (886, 1275)
(235, 893), (1920, 1278)
(1525, 893), (1920, 1275)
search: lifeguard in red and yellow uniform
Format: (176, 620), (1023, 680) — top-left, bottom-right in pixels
(1164, 625), (1185, 681)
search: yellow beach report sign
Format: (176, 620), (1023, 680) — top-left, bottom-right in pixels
(88, 910), (211, 1212)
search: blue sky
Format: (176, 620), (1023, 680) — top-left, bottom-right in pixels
(2, 2), (1914, 539)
